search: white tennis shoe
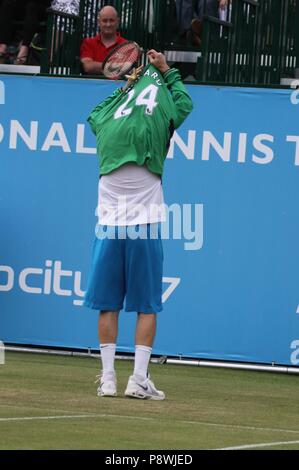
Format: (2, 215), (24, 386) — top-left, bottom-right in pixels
(125, 375), (165, 400)
(95, 372), (117, 397)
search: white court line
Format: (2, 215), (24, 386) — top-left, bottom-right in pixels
(2, 414), (299, 450)
(180, 419), (299, 435)
(1, 413), (299, 438)
(0, 414), (157, 423)
(217, 440), (299, 450)
(0, 415), (98, 422)
(0, 403), (90, 416)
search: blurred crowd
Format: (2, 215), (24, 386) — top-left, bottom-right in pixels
(0, 0), (230, 71)
(176, 0), (229, 46)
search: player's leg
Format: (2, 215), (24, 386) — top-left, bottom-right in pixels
(99, 310), (119, 344)
(84, 228), (125, 397)
(135, 312), (156, 347)
(125, 312), (165, 400)
(97, 310), (119, 397)
(133, 312), (156, 379)
(124, 223), (165, 400)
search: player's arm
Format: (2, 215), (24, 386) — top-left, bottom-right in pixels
(163, 69), (193, 128)
(147, 50), (193, 128)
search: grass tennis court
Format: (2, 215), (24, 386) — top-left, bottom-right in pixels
(1, 351), (299, 450)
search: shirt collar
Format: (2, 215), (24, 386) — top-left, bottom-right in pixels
(96, 32), (121, 47)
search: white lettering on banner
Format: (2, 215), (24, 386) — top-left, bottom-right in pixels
(76, 124), (96, 154)
(202, 131), (231, 162)
(286, 136), (299, 166)
(200, 132), (276, 164)
(290, 80), (299, 105)
(252, 134), (274, 164)
(182, 204), (204, 251)
(10, 120), (38, 150)
(290, 340), (299, 365)
(297, 304), (299, 314)
(162, 277), (181, 303)
(1, 119), (299, 165)
(41, 122), (71, 152)
(0, 80), (4, 104)
(19, 268), (43, 294)
(167, 130), (196, 160)
(237, 133), (247, 163)
(0, 265), (14, 291)
(74, 271), (85, 299)
(44, 260), (52, 294)
(52, 261), (72, 296)
(0, 262), (180, 306)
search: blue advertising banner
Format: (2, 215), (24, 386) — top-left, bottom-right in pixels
(0, 74), (298, 365)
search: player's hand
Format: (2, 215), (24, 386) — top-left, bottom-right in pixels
(147, 50), (170, 74)
(125, 65), (143, 83)
(122, 65), (143, 91)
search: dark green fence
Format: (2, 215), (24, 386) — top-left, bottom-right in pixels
(41, 10), (80, 75)
(41, 0), (299, 85)
(228, 0), (260, 84)
(197, 0), (299, 84)
(196, 15), (233, 83)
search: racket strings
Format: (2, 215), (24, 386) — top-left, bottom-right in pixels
(107, 46), (138, 63)
(103, 43), (141, 79)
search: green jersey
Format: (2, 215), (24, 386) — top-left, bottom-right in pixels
(88, 64), (193, 175)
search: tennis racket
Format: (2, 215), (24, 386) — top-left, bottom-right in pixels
(102, 41), (142, 80)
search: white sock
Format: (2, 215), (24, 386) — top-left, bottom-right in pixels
(100, 343), (116, 378)
(133, 345), (152, 381)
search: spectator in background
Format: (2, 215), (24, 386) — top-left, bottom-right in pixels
(49, 0), (80, 64)
(50, 0), (79, 16)
(80, 5), (127, 75)
(50, 0), (98, 38)
(196, 0), (228, 19)
(176, 0), (228, 46)
(0, 0), (51, 64)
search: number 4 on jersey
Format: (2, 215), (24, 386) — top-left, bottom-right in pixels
(136, 84), (158, 115)
(114, 84), (158, 120)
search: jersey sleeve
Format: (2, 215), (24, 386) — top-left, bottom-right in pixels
(87, 88), (123, 134)
(163, 68), (193, 129)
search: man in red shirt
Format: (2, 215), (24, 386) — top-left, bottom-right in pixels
(80, 5), (127, 75)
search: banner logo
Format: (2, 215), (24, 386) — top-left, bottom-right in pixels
(290, 80), (299, 105)
(290, 340), (299, 365)
(0, 262), (181, 306)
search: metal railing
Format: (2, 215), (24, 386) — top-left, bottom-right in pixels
(197, 0), (299, 84)
(228, 0), (260, 84)
(197, 15), (233, 83)
(40, 9), (81, 75)
(41, 0), (299, 85)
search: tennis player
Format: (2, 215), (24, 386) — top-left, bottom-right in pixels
(84, 50), (193, 400)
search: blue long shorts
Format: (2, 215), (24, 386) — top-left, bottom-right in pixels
(84, 224), (163, 313)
